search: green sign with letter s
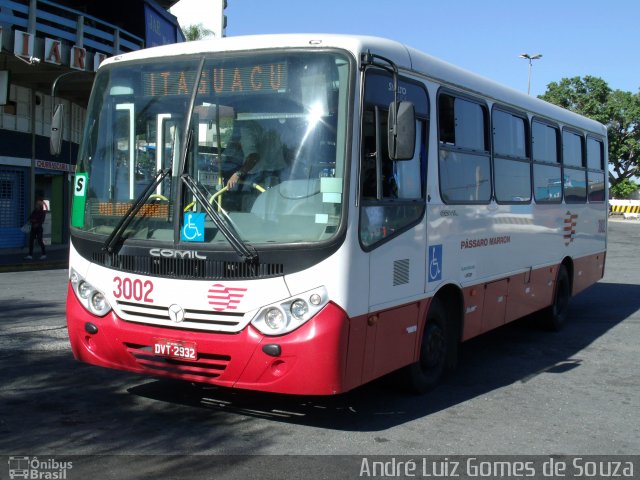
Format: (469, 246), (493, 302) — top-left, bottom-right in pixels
(71, 173), (88, 228)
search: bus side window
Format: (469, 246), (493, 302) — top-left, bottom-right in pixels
(438, 93), (491, 204)
(562, 129), (587, 203)
(586, 137), (605, 202)
(532, 119), (562, 203)
(492, 108), (531, 203)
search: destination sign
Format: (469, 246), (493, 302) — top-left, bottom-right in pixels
(142, 62), (288, 97)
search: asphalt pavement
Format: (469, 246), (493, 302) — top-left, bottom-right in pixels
(0, 218), (638, 477)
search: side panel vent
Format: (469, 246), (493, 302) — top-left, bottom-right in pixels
(393, 259), (410, 286)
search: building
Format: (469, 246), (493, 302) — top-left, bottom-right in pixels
(0, 0), (182, 249)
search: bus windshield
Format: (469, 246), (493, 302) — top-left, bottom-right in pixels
(75, 51), (350, 247)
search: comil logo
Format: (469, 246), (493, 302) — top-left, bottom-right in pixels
(207, 284), (247, 311)
(564, 211), (579, 246)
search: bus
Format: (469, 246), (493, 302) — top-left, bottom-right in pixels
(65, 34), (607, 395)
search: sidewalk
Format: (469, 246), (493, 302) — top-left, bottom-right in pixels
(0, 244), (69, 273)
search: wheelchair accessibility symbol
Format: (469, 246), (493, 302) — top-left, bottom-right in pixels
(181, 213), (205, 242)
(428, 244), (442, 282)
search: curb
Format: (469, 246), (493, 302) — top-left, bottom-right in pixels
(0, 260), (68, 273)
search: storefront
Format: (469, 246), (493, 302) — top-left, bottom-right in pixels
(0, 0), (182, 249)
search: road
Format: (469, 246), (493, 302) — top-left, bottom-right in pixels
(0, 221), (638, 477)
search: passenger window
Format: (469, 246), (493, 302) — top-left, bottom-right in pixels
(563, 130), (585, 167)
(588, 171), (605, 202)
(563, 130), (587, 203)
(492, 109), (530, 203)
(532, 120), (561, 203)
(439, 96), (487, 151)
(532, 121), (559, 164)
(455, 99), (486, 150)
(587, 137), (604, 170)
(438, 93), (490, 203)
(533, 164), (563, 202)
(493, 109), (527, 158)
(564, 168), (587, 203)
(587, 137), (605, 202)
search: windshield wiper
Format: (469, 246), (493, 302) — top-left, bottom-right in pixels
(177, 56), (205, 178)
(181, 173), (258, 263)
(102, 168), (172, 254)
(173, 58), (255, 263)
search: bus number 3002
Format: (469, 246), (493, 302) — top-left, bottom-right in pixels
(113, 276), (154, 303)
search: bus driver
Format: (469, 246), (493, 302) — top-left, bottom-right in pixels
(225, 121), (286, 189)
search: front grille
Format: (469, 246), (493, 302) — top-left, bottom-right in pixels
(92, 252), (284, 280)
(116, 300), (245, 333)
(125, 343), (231, 382)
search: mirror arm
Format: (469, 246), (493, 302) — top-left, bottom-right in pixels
(361, 51), (399, 155)
(49, 71), (94, 157)
(50, 70), (94, 105)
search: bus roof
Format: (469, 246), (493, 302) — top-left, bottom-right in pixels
(103, 34), (606, 136)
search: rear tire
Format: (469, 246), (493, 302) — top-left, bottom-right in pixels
(402, 298), (449, 394)
(545, 265), (571, 331)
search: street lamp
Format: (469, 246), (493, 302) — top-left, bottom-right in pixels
(519, 53), (542, 95)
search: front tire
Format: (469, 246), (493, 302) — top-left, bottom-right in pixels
(402, 298), (449, 394)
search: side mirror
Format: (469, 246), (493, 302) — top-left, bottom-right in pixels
(50, 104), (64, 156)
(388, 101), (416, 160)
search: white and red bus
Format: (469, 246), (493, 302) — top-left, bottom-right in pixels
(65, 35), (607, 395)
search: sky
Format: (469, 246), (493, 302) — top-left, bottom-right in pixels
(169, 0), (640, 98)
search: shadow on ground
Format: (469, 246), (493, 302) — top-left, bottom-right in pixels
(0, 281), (638, 455)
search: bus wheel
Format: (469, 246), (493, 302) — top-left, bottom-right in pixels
(546, 265), (570, 331)
(402, 298), (448, 394)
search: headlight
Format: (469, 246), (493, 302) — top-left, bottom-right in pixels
(290, 299), (308, 319)
(78, 281), (92, 299)
(265, 307), (287, 330)
(251, 286), (328, 336)
(90, 292), (110, 316)
(70, 268), (112, 317)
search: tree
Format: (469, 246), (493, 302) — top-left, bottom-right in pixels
(610, 178), (639, 199)
(182, 23), (213, 41)
(539, 76), (640, 192)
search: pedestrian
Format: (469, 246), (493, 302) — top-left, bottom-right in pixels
(25, 200), (47, 260)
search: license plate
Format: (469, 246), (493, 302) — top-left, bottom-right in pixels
(153, 338), (197, 360)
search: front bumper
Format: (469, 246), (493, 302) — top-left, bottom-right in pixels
(66, 283), (350, 395)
